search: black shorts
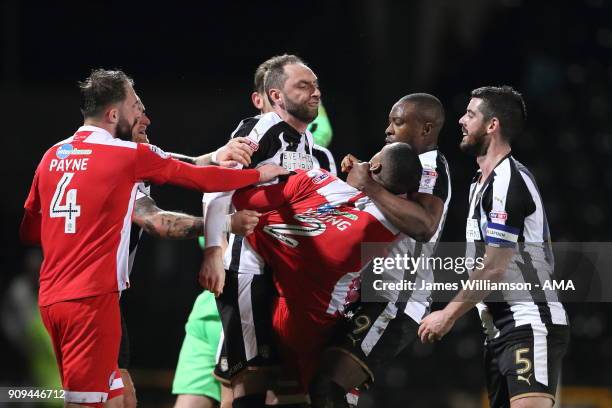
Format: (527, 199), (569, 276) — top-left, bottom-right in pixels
(213, 339), (231, 384)
(485, 324), (570, 407)
(329, 301), (419, 382)
(215, 270), (278, 379)
(118, 299), (130, 369)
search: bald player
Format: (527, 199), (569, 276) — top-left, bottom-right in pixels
(310, 93), (452, 407)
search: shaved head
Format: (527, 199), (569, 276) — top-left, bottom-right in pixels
(397, 93), (445, 132)
(370, 142), (423, 195)
(385, 93), (445, 153)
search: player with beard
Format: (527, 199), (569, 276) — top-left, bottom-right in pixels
(172, 57), (337, 408)
(199, 54), (322, 408)
(110, 105), (261, 408)
(419, 86), (569, 408)
(308, 93), (451, 408)
(19, 69), (288, 408)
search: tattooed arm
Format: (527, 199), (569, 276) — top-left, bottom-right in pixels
(132, 195), (203, 239)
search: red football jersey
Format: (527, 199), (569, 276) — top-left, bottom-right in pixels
(24, 125), (260, 306)
(233, 169), (399, 318)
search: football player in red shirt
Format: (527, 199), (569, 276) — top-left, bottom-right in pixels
(113, 103), (261, 408)
(19, 69), (286, 408)
(231, 142), (423, 390)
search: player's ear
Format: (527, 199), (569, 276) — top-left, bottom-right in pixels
(106, 106), (120, 124)
(252, 92), (264, 110)
(422, 122), (433, 137)
(268, 89), (282, 107)
(487, 117), (499, 134)
(370, 161), (382, 174)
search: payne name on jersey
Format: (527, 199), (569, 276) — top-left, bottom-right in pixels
(49, 143), (92, 172)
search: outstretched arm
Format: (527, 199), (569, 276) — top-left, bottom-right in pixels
(136, 143), (288, 192)
(132, 195), (260, 240)
(132, 195), (203, 239)
(347, 162), (443, 242)
(232, 182), (289, 213)
(169, 137), (255, 167)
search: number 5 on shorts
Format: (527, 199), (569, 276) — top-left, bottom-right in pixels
(50, 173), (81, 233)
(515, 348), (532, 375)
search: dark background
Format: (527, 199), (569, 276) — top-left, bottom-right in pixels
(2, 0), (611, 407)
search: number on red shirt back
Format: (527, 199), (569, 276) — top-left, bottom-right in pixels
(50, 173), (81, 233)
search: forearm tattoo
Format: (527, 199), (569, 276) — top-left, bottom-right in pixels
(134, 196), (203, 239)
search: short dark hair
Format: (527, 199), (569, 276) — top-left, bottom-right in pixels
(399, 93), (445, 130)
(263, 54), (305, 104)
(79, 69), (134, 119)
(379, 142), (423, 194)
(471, 85), (527, 142)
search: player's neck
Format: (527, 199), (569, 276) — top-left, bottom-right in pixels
(83, 120), (117, 137)
(415, 140), (438, 155)
(476, 138), (511, 181)
(274, 107), (309, 133)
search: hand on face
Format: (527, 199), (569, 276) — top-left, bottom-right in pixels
(340, 154), (361, 173)
(346, 161), (373, 191)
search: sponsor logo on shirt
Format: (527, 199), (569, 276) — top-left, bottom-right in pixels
(419, 169), (438, 190)
(311, 172), (330, 184)
(490, 211), (508, 221)
(263, 207), (356, 247)
(315, 204), (358, 221)
(486, 226), (518, 243)
(244, 139), (259, 152)
(316, 203), (335, 214)
(56, 143), (92, 159)
(282, 151), (313, 171)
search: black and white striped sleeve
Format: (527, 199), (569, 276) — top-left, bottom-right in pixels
(417, 149), (449, 202)
(482, 159), (535, 248)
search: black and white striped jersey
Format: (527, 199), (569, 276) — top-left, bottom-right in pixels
(466, 154), (568, 340)
(202, 112), (336, 273)
(312, 145), (337, 176)
(229, 112), (315, 172)
(380, 148), (452, 323)
(127, 182), (150, 277)
(229, 113), (336, 175)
